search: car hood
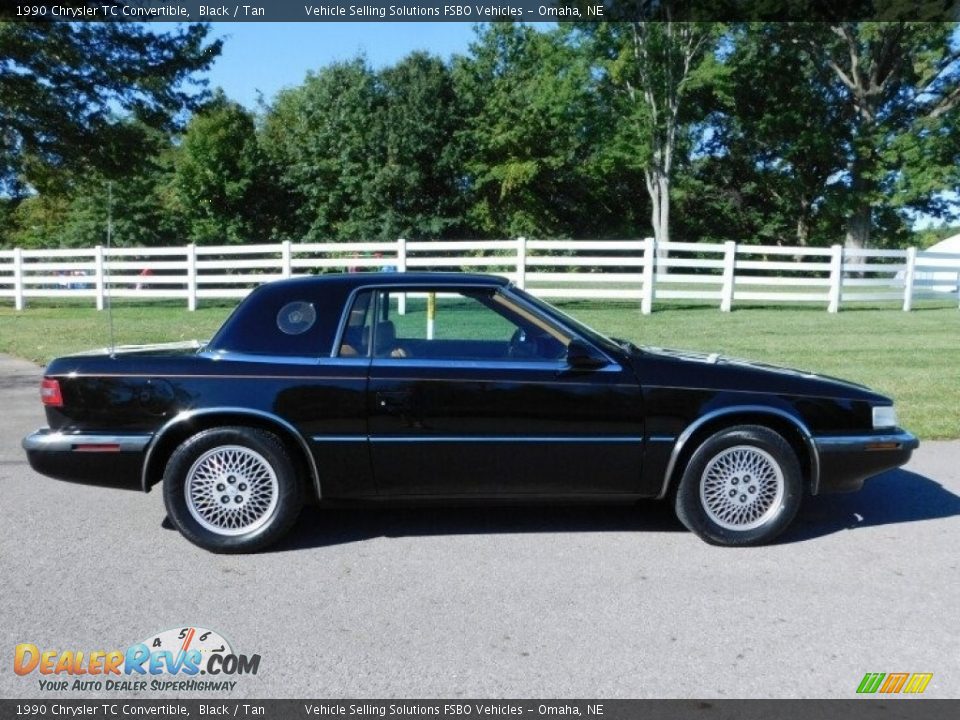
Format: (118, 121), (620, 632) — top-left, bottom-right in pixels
(633, 345), (888, 402)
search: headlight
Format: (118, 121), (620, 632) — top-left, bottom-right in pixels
(872, 405), (898, 429)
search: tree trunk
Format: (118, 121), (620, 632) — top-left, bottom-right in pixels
(645, 168), (661, 244)
(645, 166), (671, 272)
(657, 173), (670, 245)
(795, 197), (811, 246)
(644, 166), (670, 245)
(631, 21), (708, 261)
(844, 202), (871, 250)
(845, 152), (872, 250)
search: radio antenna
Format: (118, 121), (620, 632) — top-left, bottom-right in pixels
(105, 181), (115, 355)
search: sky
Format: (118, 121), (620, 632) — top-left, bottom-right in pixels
(204, 23), (483, 108)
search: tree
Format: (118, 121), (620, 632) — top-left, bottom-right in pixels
(675, 22), (960, 249)
(0, 20), (220, 195)
(260, 59), (383, 241)
(0, 195), (15, 247)
(805, 22), (960, 248)
(261, 54), (467, 241)
(8, 123), (185, 249)
(582, 19), (719, 244)
(454, 24), (606, 238)
(701, 23), (850, 246)
(6, 193), (70, 248)
(376, 53), (465, 238)
(174, 92), (271, 245)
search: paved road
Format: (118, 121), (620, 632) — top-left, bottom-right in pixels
(1, 354), (958, 700)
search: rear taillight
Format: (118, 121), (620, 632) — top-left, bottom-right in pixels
(40, 378), (63, 407)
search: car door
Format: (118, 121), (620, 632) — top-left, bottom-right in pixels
(347, 284), (645, 497)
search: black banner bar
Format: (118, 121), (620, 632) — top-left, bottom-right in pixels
(1, 1), (958, 23)
(0, 700), (958, 720)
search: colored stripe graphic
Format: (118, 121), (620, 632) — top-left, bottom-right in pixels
(879, 673), (909, 693)
(857, 673), (885, 694)
(857, 672), (932, 694)
(903, 673), (933, 694)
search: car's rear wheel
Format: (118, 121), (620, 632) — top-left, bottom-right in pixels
(674, 425), (802, 546)
(163, 426), (304, 553)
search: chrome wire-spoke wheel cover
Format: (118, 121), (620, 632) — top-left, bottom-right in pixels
(699, 445), (785, 531)
(185, 445), (279, 536)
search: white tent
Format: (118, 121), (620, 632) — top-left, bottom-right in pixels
(915, 234), (960, 293)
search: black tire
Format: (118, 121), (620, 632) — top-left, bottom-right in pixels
(162, 426), (304, 553)
(674, 425), (802, 547)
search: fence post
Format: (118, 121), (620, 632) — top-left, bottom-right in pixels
(396, 238), (407, 315)
(720, 240), (737, 312)
(902, 246), (916, 312)
(828, 244), (843, 313)
(281, 240), (292, 278)
(516, 236), (527, 289)
(186, 244), (197, 312)
(641, 237), (656, 315)
(13, 247), (24, 311)
(94, 245), (105, 311)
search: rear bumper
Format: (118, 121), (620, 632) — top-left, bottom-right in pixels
(22, 428), (151, 490)
(813, 430), (919, 494)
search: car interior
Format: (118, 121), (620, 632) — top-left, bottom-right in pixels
(337, 288), (569, 362)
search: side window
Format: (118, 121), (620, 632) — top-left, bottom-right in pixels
(337, 291), (373, 357)
(370, 288), (569, 361)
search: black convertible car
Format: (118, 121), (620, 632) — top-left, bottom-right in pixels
(23, 272), (917, 552)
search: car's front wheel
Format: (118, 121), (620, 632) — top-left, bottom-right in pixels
(674, 425), (802, 546)
(163, 426), (304, 553)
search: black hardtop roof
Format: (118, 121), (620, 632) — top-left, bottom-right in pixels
(210, 273), (513, 355)
(262, 271), (511, 292)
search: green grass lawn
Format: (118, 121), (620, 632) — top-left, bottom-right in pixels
(1, 299), (957, 439)
(571, 301), (959, 440)
(0, 301), (235, 362)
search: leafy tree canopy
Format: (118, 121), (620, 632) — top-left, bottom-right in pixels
(0, 20), (221, 195)
(174, 91), (271, 245)
(454, 24), (611, 238)
(5, 21), (960, 251)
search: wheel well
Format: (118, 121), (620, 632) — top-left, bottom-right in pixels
(142, 413), (317, 498)
(664, 412), (814, 497)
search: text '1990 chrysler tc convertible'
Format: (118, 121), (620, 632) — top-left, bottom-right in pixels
(23, 273), (918, 552)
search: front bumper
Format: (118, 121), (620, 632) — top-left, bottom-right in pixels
(813, 430), (919, 494)
(22, 428), (152, 490)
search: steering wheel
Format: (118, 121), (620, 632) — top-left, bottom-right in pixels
(507, 328), (537, 359)
(507, 328), (567, 360)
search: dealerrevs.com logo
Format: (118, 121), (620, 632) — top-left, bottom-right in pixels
(856, 672), (933, 694)
(13, 627), (260, 693)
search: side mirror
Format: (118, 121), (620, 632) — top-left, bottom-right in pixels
(566, 339), (608, 370)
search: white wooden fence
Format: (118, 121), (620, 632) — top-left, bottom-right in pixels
(1, 238), (959, 314)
